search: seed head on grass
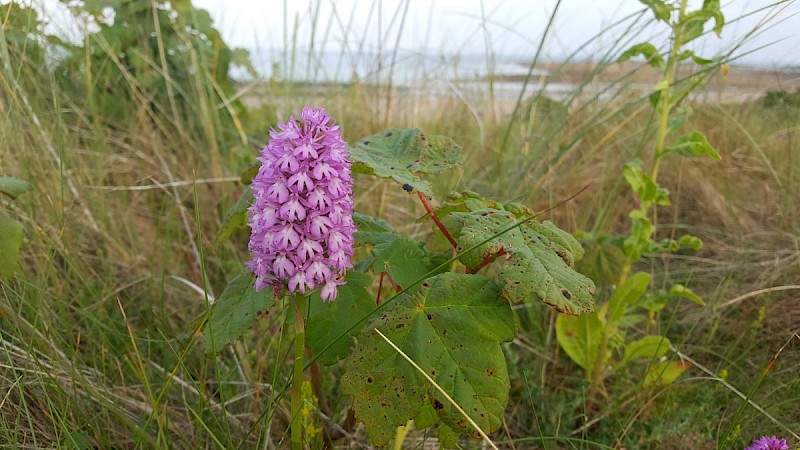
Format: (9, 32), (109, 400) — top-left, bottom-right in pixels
(745, 436), (790, 450)
(247, 106), (355, 301)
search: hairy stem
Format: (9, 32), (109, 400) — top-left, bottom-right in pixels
(291, 293), (307, 450)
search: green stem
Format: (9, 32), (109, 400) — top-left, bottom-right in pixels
(291, 293), (307, 450)
(591, 0), (691, 407)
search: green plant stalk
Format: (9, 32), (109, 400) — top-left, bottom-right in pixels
(588, 0), (690, 406)
(291, 293), (307, 450)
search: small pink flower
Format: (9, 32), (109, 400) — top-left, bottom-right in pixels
(745, 436), (790, 450)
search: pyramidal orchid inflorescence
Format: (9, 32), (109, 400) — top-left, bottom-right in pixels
(246, 106), (355, 301)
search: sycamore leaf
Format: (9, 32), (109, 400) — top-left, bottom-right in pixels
(341, 273), (515, 446)
(306, 272), (377, 365)
(443, 208), (595, 315)
(349, 128), (463, 196)
(371, 235), (449, 290)
(353, 212), (395, 246)
(204, 271), (277, 353)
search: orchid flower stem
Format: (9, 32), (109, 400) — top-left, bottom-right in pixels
(291, 293), (307, 450)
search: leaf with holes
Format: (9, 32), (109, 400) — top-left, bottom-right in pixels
(216, 186), (252, 245)
(306, 272), (377, 365)
(442, 208), (595, 315)
(348, 128), (463, 196)
(341, 272), (515, 446)
(204, 270), (277, 353)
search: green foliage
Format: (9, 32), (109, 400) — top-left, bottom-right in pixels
(619, 43), (665, 68)
(622, 335), (671, 365)
(0, 211), (24, 278)
(644, 361), (688, 386)
(441, 206), (595, 315)
(353, 212), (396, 245)
(56, 0), (251, 133)
(638, 0), (671, 22)
(216, 187), (252, 245)
(349, 128), (464, 196)
(662, 131), (721, 160)
(204, 271), (277, 353)
(370, 235), (450, 289)
(607, 272), (652, 323)
(555, 312), (604, 375)
(623, 159), (670, 207)
(0, 176), (30, 278)
(342, 273), (515, 446)
(576, 235), (627, 285)
(0, 177), (32, 199)
(306, 272), (377, 365)
(762, 89), (800, 108)
(556, 0), (725, 402)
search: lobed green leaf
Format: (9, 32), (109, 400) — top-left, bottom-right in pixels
(306, 272), (377, 365)
(443, 208), (595, 315)
(204, 271), (277, 353)
(371, 235), (450, 290)
(349, 128), (463, 196)
(342, 273), (515, 446)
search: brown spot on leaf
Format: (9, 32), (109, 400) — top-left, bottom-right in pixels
(432, 398), (444, 410)
(561, 289), (572, 300)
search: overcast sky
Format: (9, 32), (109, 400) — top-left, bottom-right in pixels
(189, 0), (800, 67)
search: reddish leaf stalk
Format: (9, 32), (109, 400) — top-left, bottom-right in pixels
(466, 249), (508, 274)
(376, 271), (403, 305)
(417, 191), (458, 249)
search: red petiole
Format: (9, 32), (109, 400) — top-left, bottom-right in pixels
(417, 191), (458, 250)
